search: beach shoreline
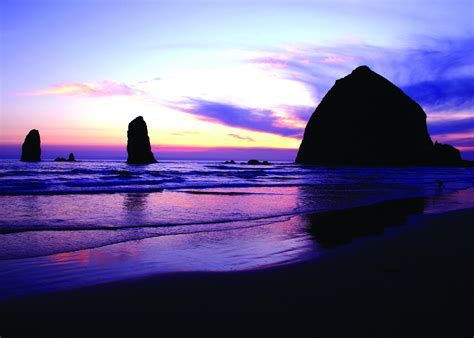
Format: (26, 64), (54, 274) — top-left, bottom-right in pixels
(2, 203), (473, 336)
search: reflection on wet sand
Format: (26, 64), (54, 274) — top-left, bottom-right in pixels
(123, 193), (149, 225)
(49, 251), (91, 266)
(123, 193), (149, 211)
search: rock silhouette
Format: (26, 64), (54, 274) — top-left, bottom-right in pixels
(68, 153), (76, 161)
(21, 129), (41, 162)
(247, 159), (271, 165)
(54, 153), (76, 162)
(296, 66), (463, 166)
(126, 116), (157, 164)
(433, 141), (461, 164)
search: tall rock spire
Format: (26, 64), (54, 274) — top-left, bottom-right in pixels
(21, 129), (41, 162)
(126, 116), (157, 164)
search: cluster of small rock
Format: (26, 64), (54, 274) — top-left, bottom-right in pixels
(54, 153), (76, 162)
(224, 160), (271, 165)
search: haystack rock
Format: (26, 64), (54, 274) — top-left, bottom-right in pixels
(126, 116), (157, 164)
(296, 66), (463, 166)
(21, 129), (41, 162)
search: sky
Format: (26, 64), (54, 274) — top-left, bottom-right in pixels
(1, 0), (473, 160)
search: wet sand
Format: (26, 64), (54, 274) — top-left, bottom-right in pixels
(1, 202), (473, 337)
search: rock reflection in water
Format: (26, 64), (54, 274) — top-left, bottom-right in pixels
(123, 193), (149, 211)
(305, 197), (426, 248)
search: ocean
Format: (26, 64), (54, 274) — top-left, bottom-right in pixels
(1, 159), (474, 300)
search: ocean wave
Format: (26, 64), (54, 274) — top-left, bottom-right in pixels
(0, 214), (294, 260)
(0, 187), (166, 196)
(0, 177), (470, 196)
(65, 177), (185, 188)
(0, 181), (307, 196)
(0, 211), (299, 235)
(1, 160), (473, 197)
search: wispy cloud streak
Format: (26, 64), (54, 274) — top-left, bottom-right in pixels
(228, 134), (255, 142)
(428, 117), (474, 135)
(169, 99), (303, 138)
(19, 81), (142, 97)
(248, 36), (474, 113)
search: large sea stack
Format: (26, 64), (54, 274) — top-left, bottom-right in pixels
(126, 116), (157, 164)
(296, 66), (462, 166)
(21, 129), (41, 162)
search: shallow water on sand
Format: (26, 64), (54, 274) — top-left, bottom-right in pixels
(0, 160), (473, 300)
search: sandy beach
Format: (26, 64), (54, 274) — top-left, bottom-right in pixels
(2, 201), (473, 337)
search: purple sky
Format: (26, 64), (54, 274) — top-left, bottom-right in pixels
(1, 0), (473, 160)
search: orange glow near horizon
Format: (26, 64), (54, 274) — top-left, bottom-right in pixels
(2, 87), (305, 150)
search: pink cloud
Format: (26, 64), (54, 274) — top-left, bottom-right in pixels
(250, 57), (288, 69)
(322, 56), (354, 63)
(19, 81), (140, 97)
(432, 132), (474, 142)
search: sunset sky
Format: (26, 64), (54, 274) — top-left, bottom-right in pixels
(1, 0), (473, 160)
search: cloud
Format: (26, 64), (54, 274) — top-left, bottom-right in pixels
(243, 37), (473, 141)
(171, 131), (199, 136)
(402, 77), (474, 112)
(447, 137), (474, 147)
(250, 57), (289, 69)
(170, 99), (303, 138)
(322, 56), (355, 64)
(247, 36), (474, 113)
(228, 134), (255, 142)
(428, 117), (474, 135)
(137, 77), (162, 84)
(19, 81), (142, 97)
(279, 105), (315, 124)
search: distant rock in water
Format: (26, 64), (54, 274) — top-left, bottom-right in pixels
(247, 159), (271, 165)
(126, 116), (157, 164)
(54, 153), (76, 162)
(21, 129), (41, 162)
(296, 65), (463, 166)
(68, 153), (76, 161)
(224, 160), (236, 164)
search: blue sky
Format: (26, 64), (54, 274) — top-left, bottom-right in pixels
(1, 0), (473, 160)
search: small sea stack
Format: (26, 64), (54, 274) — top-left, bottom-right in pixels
(21, 129), (41, 162)
(126, 116), (157, 164)
(433, 141), (461, 165)
(68, 153), (76, 162)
